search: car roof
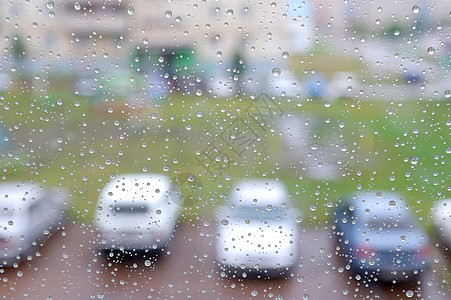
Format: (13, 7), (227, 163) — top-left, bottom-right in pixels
(345, 191), (411, 222)
(98, 173), (172, 204)
(0, 182), (46, 211)
(228, 179), (289, 207)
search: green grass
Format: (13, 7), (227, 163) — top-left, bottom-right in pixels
(0, 90), (449, 229)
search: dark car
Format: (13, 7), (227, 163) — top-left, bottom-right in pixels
(333, 191), (431, 282)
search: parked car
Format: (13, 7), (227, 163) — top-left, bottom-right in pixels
(215, 179), (301, 278)
(94, 173), (182, 255)
(0, 182), (69, 267)
(208, 73), (236, 98)
(333, 191), (431, 282)
(267, 70), (303, 98)
(431, 198), (451, 250)
(74, 77), (96, 96)
(0, 73), (11, 91)
(242, 69), (303, 98)
(327, 71), (362, 100)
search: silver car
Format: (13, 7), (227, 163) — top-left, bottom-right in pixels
(94, 173), (182, 255)
(432, 198), (451, 250)
(215, 179), (301, 278)
(0, 182), (69, 267)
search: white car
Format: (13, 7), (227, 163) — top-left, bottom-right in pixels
(94, 173), (182, 254)
(327, 71), (362, 100)
(432, 199), (451, 249)
(215, 179), (301, 277)
(267, 70), (303, 98)
(0, 182), (69, 267)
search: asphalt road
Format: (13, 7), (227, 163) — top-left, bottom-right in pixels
(1, 222), (449, 299)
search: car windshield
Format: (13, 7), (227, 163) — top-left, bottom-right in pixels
(365, 218), (413, 231)
(228, 205), (289, 221)
(111, 205), (148, 214)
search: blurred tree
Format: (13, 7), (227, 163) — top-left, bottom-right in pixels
(11, 34), (26, 61)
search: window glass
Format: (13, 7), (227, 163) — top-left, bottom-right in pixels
(0, 1), (449, 299)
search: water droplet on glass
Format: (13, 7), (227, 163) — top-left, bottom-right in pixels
(221, 219), (229, 226)
(406, 290), (414, 298)
(46, 1), (54, 9)
(412, 5), (420, 14)
(196, 111), (203, 117)
(74, 2), (81, 10)
(48, 11), (55, 17)
(127, 7), (134, 15)
(427, 47), (435, 55)
(175, 16), (182, 22)
(165, 10), (172, 18)
(282, 51), (289, 59)
(272, 68), (281, 78)
(227, 9), (234, 16)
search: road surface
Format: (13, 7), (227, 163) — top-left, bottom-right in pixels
(1, 222), (449, 299)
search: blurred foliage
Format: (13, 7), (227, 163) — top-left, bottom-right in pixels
(0, 89), (448, 231)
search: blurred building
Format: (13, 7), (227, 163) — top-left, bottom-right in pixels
(0, 0), (448, 75)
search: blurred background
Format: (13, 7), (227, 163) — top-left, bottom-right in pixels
(0, 0), (449, 298)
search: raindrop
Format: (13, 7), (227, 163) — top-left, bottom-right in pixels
(410, 156), (419, 165)
(282, 51), (289, 59)
(74, 2), (81, 10)
(175, 16), (182, 23)
(221, 219), (229, 226)
(165, 10), (172, 18)
(127, 7), (134, 15)
(48, 11), (55, 17)
(412, 5), (420, 14)
(196, 111), (203, 117)
(406, 290), (414, 298)
(272, 68), (281, 78)
(445, 90), (450, 98)
(227, 9), (234, 16)
(46, 1), (54, 9)
(427, 47), (435, 55)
